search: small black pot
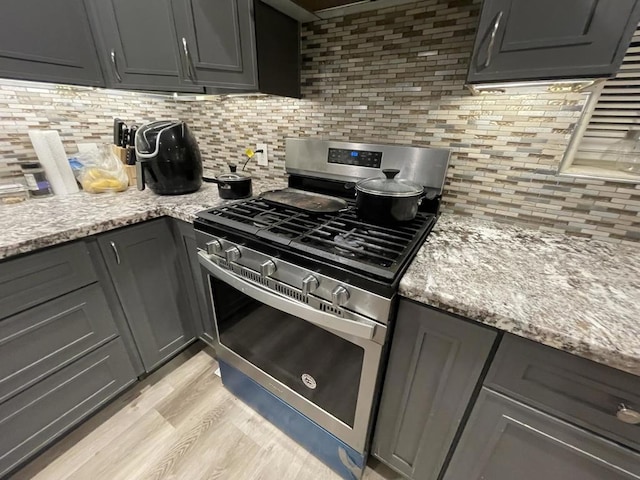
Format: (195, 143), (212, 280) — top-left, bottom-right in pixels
(204, 164), (253, 199)
(355, 169), (424, 224)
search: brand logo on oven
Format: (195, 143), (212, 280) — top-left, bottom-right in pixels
(301, 373), (317, 389)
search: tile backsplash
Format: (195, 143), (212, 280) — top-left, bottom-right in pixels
(1, 0), (640, 243)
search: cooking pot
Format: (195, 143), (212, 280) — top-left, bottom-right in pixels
(355, 169), (424, 224)
(204, 164), (252, 199)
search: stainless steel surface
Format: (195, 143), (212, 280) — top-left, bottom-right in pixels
(181, 37), (195, 81)
(484, 11), (503, 69)
(110, 49), (122, 83)
(206, 239), (223, 255)
(224, 246), (241, 263)
(200, 260), (387, 453)
(331, 285), (350, 307)
(302, 274), (320, 296)
(617, 404), (640, 425)
(196, 231), (393, 324)
(199, 251), (381, 342)
(259, 259), (277, 277)
(260, 188), (349, 213)
(109, 241), (120, 265)
(285, 138), (450, 194)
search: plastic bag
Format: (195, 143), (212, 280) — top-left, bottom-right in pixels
(76, 145), (129, 193)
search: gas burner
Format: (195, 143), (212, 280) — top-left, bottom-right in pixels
(334, 230), (366, 255)
(253, 212), (283, 227)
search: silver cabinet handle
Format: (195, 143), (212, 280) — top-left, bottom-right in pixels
(110, 49), (122, 82)
(109, 241), (121, 265)
(181, 37), (195, 81)
(617, 404), (640, 425)
(484, 11), (503, 68)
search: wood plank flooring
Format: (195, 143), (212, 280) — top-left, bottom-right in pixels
(10, 345), (402, 480)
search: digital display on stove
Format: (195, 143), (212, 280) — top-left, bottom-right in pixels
(328, 148), (382, 168)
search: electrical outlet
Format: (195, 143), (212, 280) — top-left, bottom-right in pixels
(256, 143), (268, 166)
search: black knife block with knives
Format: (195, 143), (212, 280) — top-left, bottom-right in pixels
(112, 118), (137, 186)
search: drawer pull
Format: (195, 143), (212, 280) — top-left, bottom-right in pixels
(616, 404), (640, 425)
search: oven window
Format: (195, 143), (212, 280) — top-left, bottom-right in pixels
(210, 278), (363, 428)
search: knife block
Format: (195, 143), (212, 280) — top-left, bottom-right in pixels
(111, 144), (137, 187)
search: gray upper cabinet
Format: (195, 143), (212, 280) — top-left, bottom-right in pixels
(173, 0), (300, 97)
(467, 0), (640, 83)
(172, 0), (257, 90)
(443, 388), (640, 480)
(98, 219), (196, 372)
(372, 300), (497, 480)
(0, 0), (104, 87)
(86, 0), (202, 92)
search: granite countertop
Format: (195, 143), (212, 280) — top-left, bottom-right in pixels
(0, 179), (286, 260)
(2, 185), (639, 376)
(399, 215), (640, 377)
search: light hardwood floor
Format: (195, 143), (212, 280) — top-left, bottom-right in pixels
(10, 345), (402, 480)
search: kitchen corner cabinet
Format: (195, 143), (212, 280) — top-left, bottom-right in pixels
(0, 0), (105, 87)
(173, 220), (215, 347)
(98, 218), (196, 372)
(443, 388), (640, 480)
(467, 0), (640, 84)
(86, 0), (202, 93)
(175, 0), (301, 97)
(372, 300), (497, 480)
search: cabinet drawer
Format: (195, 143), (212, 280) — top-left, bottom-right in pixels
(486, 335), (640, 452)
(0, 284), (120, 403)
(0, 338), (136, 477)
(0, 242), (97, 320)
(444, 388), (640, 480)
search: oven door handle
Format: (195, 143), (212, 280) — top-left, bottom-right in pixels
(198, 251), (379, 342)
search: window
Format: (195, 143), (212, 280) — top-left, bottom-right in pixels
(560, 25), (640, 182)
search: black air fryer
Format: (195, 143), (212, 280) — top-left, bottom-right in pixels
(135, 120), (203, 195)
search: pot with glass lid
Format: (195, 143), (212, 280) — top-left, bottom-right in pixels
(206, 164), (253, 199)
(355, 169), (424, 224)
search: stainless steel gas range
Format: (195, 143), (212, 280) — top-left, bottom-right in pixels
(194, 138), (450, 479)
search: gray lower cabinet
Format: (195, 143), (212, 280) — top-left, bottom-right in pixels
(98, 218), (196, 372)
(0, 338), (136, 478)
(443, 388), (640, 480)
(0, 0), (104, 87)
(0, 284), (119, 404)
(173, 220), (215, 347)
(372, 300), (497, 480)
(86, 0), (203, 93)
(468, 0), (640, 83)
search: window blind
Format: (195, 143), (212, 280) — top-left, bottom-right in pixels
(573, 25), (640, 166)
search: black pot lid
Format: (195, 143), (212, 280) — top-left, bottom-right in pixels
(217, 163), (251, 182)
(356, 169), (423, 197)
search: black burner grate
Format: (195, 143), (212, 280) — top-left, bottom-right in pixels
(197, 198), (435, 281)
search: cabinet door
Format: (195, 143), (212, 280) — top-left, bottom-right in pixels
(172, 0), (258, 90)
(0, 0), (104, 86)
(372, 301), (497, 480)
(444, 388), (640, 480)
(98, 219), (195, 372)
(172, 220), (215, 347)
(467, 0), (640, 83)
(87, 0), (202, 92)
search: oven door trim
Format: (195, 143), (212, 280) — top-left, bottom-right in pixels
(199, 254), (386, 454)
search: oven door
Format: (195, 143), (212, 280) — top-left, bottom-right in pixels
(198, 251), (385, 454)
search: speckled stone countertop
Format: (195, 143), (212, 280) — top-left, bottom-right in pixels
(2, 186), (639, 376)
(399, 215), (640, 377)
(0, 178), (286, 260)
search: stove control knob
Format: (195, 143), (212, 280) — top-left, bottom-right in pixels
(206, 239), (223, 256)
(225, 246), (241, 263)
(260, 260), (277, 277)
(301, 274), (319, 296)
(331, 285), (350, 307)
